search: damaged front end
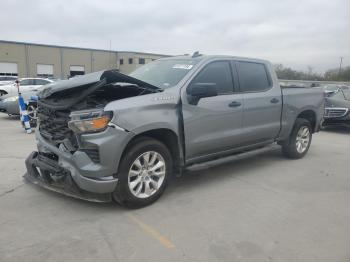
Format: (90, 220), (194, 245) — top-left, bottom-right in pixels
(24, 70), (161, 202)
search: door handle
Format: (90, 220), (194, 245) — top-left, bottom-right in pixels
(270, 98), (279, 104)
(228, 101), (242, 107)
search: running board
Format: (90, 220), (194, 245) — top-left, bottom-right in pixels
(186, 144), (279, 172)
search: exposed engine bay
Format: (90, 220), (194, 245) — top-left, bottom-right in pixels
(37, 70), (161, 146)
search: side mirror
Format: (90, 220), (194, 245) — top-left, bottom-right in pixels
(187, 82), (218, 102)
(187, 83), (218, 105)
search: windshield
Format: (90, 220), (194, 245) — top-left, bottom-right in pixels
(344, 90), (350, 100)
(328, 89), (350, 100)
(326, 86), (339, 91)
(129, 59), (200, 89)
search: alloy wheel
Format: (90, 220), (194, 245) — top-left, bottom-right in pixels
(296, 126), (310, 153)
(128, 151), (166, 199)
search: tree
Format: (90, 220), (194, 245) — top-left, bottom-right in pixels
(324, 66), (350, 81)
(274, 64), (350, 81)
(274, 64), (323, 80)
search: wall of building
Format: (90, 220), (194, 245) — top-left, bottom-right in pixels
(61, 48), (92, 78)
(117, 52), (166, 74)
(27, 44), (61, 78)
(92, 50), (118, 72)
(0, 41), (168, 79)
(0, 42), (27, 77)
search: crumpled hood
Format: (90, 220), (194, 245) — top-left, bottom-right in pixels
(39, 69), (159, 99)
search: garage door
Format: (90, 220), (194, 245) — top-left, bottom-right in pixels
(0, 62), (18, 76)
(70, 65), (85, 77)
(37, 64), (54, 78)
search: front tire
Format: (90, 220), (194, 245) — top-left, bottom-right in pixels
(113, 137), (173, 208)
(281, 118), (312, 159)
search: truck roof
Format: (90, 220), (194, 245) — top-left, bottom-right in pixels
(159, 54), (270, 64)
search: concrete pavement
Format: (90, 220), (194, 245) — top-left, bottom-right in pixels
(1, 113), (350, 262)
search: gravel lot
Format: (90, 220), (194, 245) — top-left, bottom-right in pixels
(1, 113), (350, 262)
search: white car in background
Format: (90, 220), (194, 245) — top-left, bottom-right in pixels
(0, 78), (53, 96)
(0, 76), (18, 87)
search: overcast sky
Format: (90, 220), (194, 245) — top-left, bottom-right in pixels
(1, 0), (349, 73)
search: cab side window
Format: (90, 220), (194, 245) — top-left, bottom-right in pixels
(35, 79), (50, 85)
(20, 79), (34, 86)
(237, 61), (271, 92)
(191, 61), (234, 94)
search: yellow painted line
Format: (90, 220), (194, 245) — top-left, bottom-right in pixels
(128, 214), (175, 249)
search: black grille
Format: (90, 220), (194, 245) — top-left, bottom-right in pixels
(38, 105), (73, 142)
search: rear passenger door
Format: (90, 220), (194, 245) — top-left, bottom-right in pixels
(235, 61), (282, 144)
(183, 60), (244, 160)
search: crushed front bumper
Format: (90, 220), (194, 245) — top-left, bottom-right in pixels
(24, 124), (133, 202)
(25, 151), (115, 203)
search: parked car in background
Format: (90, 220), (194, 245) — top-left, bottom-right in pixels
(0, 78), (53, 96)
(318, 84), (350, 97)
(0, 76), (17, 89)
(0, 89), (40, 127)
(25, 55), (324, 207)
(279, 81), (309, 88)
(0, 94), (18, 115)
(0, 79), (57, 127)
(323, 88), (350, 128)
(0, 89), (38, 114)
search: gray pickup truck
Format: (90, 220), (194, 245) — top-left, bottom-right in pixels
(25, 54), (324, 207)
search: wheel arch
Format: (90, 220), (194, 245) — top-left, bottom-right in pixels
(296, 109), (317, 132)
(121, 128), (184, 174)
(0, 89), (8, 95)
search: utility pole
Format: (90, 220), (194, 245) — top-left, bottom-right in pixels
(338, 57), (344, 79)
(109, 39), (112, 69)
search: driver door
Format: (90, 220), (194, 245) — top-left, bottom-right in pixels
(182, 60), (244, 161)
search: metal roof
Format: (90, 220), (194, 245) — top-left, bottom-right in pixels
(0, 39), (169, 57)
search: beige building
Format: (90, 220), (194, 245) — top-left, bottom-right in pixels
(0, 40), (168, 79)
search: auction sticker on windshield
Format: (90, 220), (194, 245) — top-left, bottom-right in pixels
(172, 64), (194, 70)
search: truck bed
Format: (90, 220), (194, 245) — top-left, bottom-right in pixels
(279, 87), (325, 140)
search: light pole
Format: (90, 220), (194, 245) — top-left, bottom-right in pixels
(338, 57), (344, 80)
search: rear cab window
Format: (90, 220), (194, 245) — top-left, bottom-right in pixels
(236, 61), (271, 92)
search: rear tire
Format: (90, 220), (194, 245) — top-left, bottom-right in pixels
(281, 118), (312, 159)
(112, 137), (173, 208)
